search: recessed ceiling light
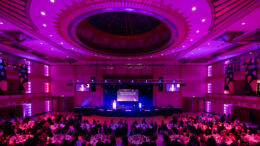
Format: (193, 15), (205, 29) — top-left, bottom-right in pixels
(43, 24), (47, 27)
(40, 42), (43, 45)
(41, 11), (46, 16)
(71, 48), (74, 50)
(0, 22), (3, 25)
(50, 0), (55, 3)
(192, 6), (196, 11)
(196, 30), (200, 33)
(51, 48), (54, 50)
(60, 42), (63, 45)
(241, 22), (246, 25)
(201, 19), (206, 22)
(182, 45), (185, 48)
(208, 42), (210, 45)
(49, 35), (53, 37)
(190, 39), (193, 42)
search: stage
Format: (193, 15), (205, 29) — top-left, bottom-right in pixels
(74, 107), (182, 117)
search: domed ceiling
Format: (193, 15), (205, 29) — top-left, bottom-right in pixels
(74, 11), (173, 56)
(55, 1), (190, 59)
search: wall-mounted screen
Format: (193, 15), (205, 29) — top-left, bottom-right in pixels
(166, 84), (180, 92)
(117, 89), (139, 101)
(76, 84), (90, 92)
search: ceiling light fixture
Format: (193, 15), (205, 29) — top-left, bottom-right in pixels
(201, 19), (206, 22)
(192, 6), (196, 11)
(43, 24), (47, 27)
(41, 11), (46, 16)
(50, 0), (55, 3)
(241, 22), (246, 25)
(0, 22), (3, 25)
(196, 30), (200, 33)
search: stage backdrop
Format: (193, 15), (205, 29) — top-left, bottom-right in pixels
(103, 84), (153, 109)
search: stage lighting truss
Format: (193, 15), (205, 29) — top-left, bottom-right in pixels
(71, 79), (184, 85)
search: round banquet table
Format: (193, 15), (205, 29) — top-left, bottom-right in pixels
(128, 134), (150, 145)
(90, 134), (111, 145)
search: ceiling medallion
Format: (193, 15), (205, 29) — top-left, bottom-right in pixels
(55, 0), (190, 59)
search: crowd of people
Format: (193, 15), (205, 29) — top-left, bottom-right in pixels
(0, 113), (259, 146)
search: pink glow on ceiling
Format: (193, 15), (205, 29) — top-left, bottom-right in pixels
(184, 41), (231, 59)
(0, 18), (20, 30)
(0, 0), (257, 64)
(226, 8), (260, 31)
(29, 0), (212, 59)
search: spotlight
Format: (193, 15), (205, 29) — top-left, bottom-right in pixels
(192, 6), (196, 11)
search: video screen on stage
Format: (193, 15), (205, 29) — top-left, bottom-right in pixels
(117, 89), (139, 102)
(166, 84), (180, 92)
(76, 84), (90, 92)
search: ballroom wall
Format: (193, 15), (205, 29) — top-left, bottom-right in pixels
(206, 53), (260, 115)
(0, 54), (51, 117)
(50, 65), (207, 108)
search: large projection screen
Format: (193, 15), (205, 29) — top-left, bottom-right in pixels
(117, 89), (139, 101)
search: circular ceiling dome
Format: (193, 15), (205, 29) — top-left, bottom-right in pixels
(73, 11), (175, 56)
(55, 1), (190, 59)
(86, 12), (163, 36)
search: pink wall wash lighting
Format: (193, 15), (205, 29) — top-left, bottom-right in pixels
(206, 101), (211, 113)
(44, 65), (49, 76)
(44, 83), (50, 93)
(207, 83), (212, 93)
(224, 90), (230, 94)
(26, 82), (31, 93)
(23, 103), (32, 117)
(224, 104), (232, 115)
(45, 100), (51, 112)
(207, 66), (212, 77)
